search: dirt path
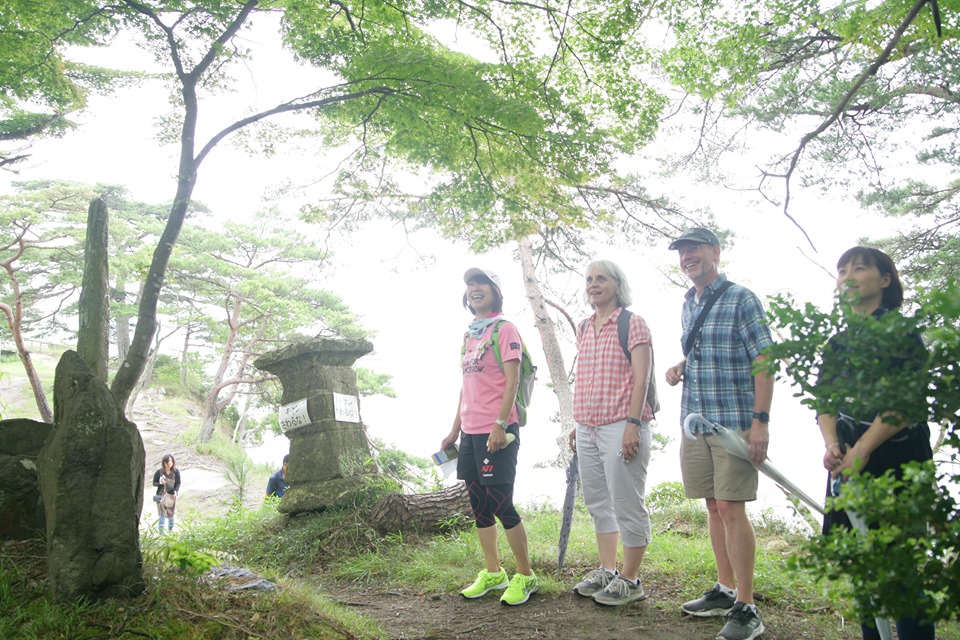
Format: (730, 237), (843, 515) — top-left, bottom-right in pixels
(2, 354), (255, 526)
(325, 580), (857, 640)
(134, 389), (265, 526)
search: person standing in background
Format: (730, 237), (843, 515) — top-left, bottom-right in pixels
(816, 246), (935, 640)
(152, 454), (180, 533)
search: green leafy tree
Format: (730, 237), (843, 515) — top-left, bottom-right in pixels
(658, 0), (958, 247)
(0, 0), (682, 413)
(0, 0), (148, 167)
(0, 181), (92, 421)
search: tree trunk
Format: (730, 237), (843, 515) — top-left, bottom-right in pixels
(112, 280), (130, 367)
(518, 238), (577, 462)
(123, 327), (161, 417)
(0, 260), (53, 422)
(233, 390), (252, 443)
(367, 483), (473, 533)
(197, 299), (242, 443)
(76, 198), (110, 382)
(180, 323), (193, 387)
(10, 327), (53, 423)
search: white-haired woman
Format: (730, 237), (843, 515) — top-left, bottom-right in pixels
(569, 259), (654, 606)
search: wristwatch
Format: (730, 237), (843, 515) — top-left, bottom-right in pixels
(626, 417), (643, 426)
(753, 412), (770, 424)
(495, 419), (509, 429)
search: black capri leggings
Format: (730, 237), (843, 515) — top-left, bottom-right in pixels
(466, 481), (522, 529)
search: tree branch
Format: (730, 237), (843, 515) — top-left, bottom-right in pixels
(779, 0), (931, 249)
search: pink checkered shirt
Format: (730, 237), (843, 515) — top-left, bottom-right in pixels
(573, 307), (654, 427)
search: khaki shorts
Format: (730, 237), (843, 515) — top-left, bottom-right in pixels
(680, 431), (758, 502)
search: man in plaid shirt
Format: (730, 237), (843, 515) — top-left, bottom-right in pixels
(665, 228), (774, 640)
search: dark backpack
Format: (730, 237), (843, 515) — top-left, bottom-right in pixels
(579, 309), (660, 417)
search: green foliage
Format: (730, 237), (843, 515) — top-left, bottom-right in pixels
(795, 462), (959, 623)
(142, 538), (219, 578)
(370, 438), (441, 493)
(0, 537), (377, 639)
(356, 368), (396, 398)
(646, 480), (687, 511)
(223, 454), (254, 505)
(658, 0), (960, 285)
(646, 480), (708, 527)
(152, 353), (207, 397)
(765, 283), (960, 624)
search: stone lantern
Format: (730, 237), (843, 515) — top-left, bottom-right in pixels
(253, 338), (376, 514)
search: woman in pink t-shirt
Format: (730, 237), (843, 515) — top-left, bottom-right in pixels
(439, 268), (538, 606)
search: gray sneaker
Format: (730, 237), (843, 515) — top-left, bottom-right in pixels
(592, 576), (647, 606)
(573, 568), (615, 597)
(681, 584), (736, 617)
(718, 602), (765, 640)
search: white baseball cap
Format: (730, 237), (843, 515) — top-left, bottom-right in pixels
(463, 268), (502, 293)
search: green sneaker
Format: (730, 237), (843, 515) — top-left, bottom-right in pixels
(461, 569), (509, 598)
(500, 572), (539, 606)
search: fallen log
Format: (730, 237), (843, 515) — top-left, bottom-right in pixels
(367, 482), (473, 533)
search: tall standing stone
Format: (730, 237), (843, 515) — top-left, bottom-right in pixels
(254, 338), (376, 514)
(38, 351), (145, 602)
(76, 197), (110, 382)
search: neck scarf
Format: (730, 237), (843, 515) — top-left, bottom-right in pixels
(467, 313), (502, 339)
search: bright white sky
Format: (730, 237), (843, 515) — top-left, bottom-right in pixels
(0, 14), (911, 522)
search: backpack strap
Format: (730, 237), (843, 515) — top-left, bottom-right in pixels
(461, 320), (508, 369)
(490, 319), (507, 372)
(683, 280), (734, 357)
(617, 308), (633, 362)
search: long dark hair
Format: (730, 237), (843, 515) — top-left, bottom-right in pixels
(161, 454), (177, 472)
(836, 246), (903, 309)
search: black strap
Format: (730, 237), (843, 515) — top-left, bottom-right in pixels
(617, 309), (633, 362)
(683, 280), (734, 357)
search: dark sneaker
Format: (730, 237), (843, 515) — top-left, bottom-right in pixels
(573, 568), (615, 597)
(681, 584), (736, 617)
(718, 602), (765, 640)
(592, 576), (647, 606)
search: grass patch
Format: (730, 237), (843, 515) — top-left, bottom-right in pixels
(0, 537), (381, 640)
(4, 494), (959, 639)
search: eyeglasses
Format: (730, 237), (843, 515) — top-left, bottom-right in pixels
(676, 243), (704, 257)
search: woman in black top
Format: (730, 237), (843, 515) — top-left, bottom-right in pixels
(816, 247), (934, 640)
(152, 453), (181, 533)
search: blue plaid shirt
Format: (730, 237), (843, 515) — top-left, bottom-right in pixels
(680, 274), (774, 432)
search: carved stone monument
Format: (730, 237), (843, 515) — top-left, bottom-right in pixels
(38, 351), (145, 601)
(253, 338), (376, 514)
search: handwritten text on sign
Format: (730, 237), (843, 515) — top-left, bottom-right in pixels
(333, 393), (360, 423)
(278, 399), (310, 432)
